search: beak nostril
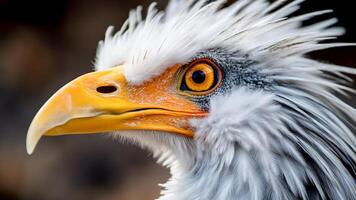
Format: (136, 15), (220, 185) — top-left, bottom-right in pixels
(96, 86), (118, 94)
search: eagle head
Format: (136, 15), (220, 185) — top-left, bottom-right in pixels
(27, 0), (355, 199)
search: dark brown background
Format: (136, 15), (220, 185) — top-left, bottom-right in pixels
(0, 0), (355, 200)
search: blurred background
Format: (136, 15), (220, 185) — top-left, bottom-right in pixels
(0, 0), (355, 200)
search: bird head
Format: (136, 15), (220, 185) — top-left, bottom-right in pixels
(27, 0), (355, 199)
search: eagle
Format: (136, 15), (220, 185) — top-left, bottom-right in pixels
(27, 0), (356, 199)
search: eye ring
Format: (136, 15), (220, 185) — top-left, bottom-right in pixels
(179, 58), (222, 96)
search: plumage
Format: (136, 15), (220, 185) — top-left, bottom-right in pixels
(27, 0), (356, 199)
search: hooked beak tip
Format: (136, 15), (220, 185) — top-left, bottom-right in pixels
(26, 124), (43, 155)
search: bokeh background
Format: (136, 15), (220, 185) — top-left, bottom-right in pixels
(0, 0), (355, 200)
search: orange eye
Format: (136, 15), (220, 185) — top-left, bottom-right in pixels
(180, 59), (222, 95)
(185, 63), (214, 91)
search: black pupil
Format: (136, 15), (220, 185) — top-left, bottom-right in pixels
(192, 70), (206, 84)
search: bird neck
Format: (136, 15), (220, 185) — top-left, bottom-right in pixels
(158, 143), (304, 200)
(158, 146), (244, 200)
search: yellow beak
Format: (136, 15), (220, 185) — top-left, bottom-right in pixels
(27, 66), (206, 154)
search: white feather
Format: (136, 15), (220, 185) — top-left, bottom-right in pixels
(95, 0), (349, 84)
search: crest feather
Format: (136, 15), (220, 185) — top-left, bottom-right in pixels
(95, 0), (353, 84)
